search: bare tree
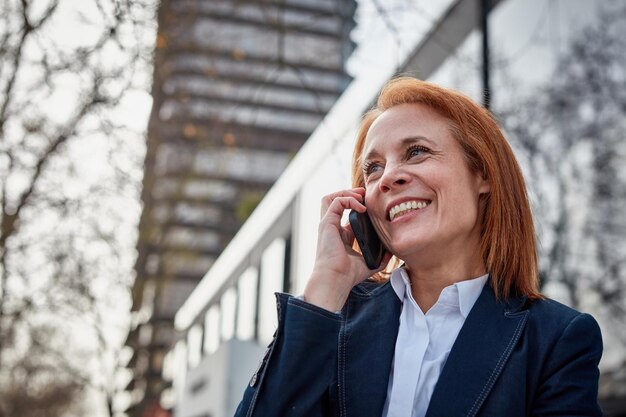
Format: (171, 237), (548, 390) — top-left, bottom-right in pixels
(0, 0), (156, 415)
(498, 5), (626, 341)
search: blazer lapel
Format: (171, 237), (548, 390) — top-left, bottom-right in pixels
(341, 282), (402, 417)
(425, 285), (529, 417)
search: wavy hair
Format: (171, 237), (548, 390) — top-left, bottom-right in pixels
(352, 76), (541, 300)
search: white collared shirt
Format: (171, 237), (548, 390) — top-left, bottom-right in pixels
(382, 268), (488, 417)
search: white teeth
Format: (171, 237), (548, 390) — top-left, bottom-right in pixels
(388, 200), (430, 221)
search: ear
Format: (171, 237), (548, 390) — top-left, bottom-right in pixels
(474, 172), (491, 195)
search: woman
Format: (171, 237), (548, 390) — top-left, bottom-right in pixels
(234, 77), (603, 417)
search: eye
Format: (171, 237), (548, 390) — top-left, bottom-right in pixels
(362, 160), (383, 178)
(407, 144), (429, 159)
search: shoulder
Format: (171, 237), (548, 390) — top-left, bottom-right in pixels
(526, 296), (599, 330)
(350, 277), (392, 296)
(526, 296), (584, 324)
(521, 298), (603, 415)
(344, 278), (400, 322)
(523, 296), (602, 355)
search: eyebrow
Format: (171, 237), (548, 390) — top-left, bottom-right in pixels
(361, 136), (434, 165)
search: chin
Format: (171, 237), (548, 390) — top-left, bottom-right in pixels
(386, 238), (427, 259)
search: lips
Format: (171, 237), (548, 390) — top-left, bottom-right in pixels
(388, 199), (431, 221)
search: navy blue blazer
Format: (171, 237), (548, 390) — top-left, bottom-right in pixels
(235, 279), (603, 417)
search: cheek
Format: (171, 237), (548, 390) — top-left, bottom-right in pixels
(442, 167), (479, 202)
(364, 193), (392, 243)
(444, 185), (482, 227)
(370, 215), (394, 251)
(364, 191), (380, 213)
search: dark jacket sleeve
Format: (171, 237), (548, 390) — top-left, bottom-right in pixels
(234, 293), (342, 417)
(532, 313), (603, 416)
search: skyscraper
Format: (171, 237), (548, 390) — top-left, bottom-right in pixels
(123, 1), (357, 415)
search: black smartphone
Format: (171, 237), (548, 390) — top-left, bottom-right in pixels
(349, 210), (384, 270)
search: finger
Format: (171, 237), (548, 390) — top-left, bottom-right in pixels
(319, 197), (365, 233)
(320, 191), (364, 217)
(339, 221), (355, 243)
(320, 196), (366, 225)
(320, 188), (365, 217)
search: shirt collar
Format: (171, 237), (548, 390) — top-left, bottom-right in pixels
(390, 267), (488, 318)
(455, 273), (489, 317)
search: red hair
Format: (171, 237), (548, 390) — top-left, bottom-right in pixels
(352, 77), (541, 300)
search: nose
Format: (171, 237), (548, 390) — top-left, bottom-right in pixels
(378, 164), (409, 193)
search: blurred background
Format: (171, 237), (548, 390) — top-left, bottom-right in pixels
(0, 0), (625, 416)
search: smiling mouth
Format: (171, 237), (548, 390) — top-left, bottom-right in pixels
(389, 200), (431, 221)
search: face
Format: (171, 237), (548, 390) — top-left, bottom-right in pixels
(361, 103), (490, 267)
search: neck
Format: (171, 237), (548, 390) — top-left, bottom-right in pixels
(403, 253), (486, 314)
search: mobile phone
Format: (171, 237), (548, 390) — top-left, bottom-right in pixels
(349, 210), (384, 270)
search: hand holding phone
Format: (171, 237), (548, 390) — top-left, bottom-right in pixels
(349, 209), (385, 270)
(305, 188), (387, 312)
